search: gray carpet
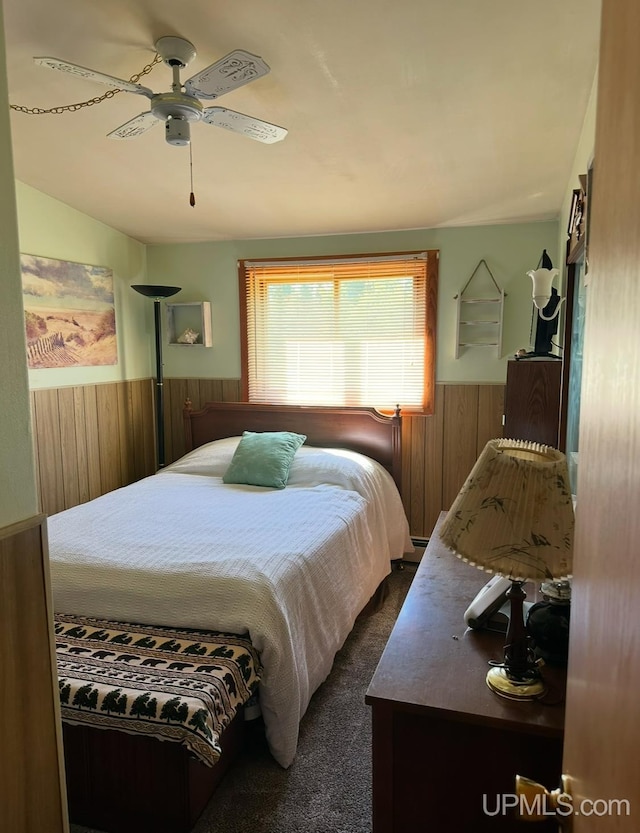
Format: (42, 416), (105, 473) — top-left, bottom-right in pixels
(71, 564), (415, 833)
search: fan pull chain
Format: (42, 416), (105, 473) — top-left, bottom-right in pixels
(10, 55), (162, 115)
(189, 142), (196, 207)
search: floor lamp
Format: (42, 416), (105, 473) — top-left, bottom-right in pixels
(131, 284), (181, 468)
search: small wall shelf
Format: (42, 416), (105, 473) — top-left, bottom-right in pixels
(166, 301), (212, 347)
(454, 259), (505, 359)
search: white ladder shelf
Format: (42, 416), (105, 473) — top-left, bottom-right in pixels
(454, 259), (505, 359)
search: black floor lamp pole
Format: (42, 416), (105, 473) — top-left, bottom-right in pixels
(131, 284), (181, 469)
(153, 298), (165, 467)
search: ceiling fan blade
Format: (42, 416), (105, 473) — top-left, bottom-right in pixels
(34, 57), (153, 98)
(184, 50), (270, 100)
(107, 111), (159, 139)
(201, 107), (287, 143)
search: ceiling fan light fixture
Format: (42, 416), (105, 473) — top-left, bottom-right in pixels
(165, 116), (190, 146)
(154, 37), (197, 69)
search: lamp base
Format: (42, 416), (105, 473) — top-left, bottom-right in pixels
(486, 666), (547, 701)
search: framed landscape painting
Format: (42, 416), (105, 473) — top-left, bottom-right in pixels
(21, 254), (118, 369)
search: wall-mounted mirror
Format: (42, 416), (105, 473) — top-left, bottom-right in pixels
(564, 259), (586, 494)
(560, 164), (592, 496)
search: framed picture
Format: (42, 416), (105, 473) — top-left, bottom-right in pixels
(21, 254), (118, 369)
(567, 185), (587, 264)
(567, 189), (580, 238)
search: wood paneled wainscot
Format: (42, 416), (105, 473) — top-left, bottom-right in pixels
(400, 383), (504, 537)
(31, 379), (503, 540)
(30, 379), (157, 516)
(0, 516), (69, 832)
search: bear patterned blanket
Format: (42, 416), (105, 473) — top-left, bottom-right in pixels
(55, 614), (262, 767)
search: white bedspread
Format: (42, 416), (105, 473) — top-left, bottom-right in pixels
(47, 442), (412, 768)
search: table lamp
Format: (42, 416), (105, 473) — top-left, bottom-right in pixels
(439, 438), (574, 700)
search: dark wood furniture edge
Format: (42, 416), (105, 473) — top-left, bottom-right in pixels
(503, 359), (563, 448)
(183, 400), (402, 489)
(63, 709), (245, 833)
(366, 512), (566, 833)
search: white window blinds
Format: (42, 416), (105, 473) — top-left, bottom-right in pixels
(240, 251), (438, 411)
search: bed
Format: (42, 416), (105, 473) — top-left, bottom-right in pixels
(47, 402), (411, 821)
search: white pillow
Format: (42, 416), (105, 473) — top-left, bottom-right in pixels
(287, 446), (382, 490)
(160, 437), (242, 477)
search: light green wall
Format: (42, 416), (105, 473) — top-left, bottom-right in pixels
(15, 182), (151, 390)
(0, 4), (38, 525)
(14, 180), (569, 393)
(14, 180), (560, 396)
(14, 73), (598, 395)
(148, 221), (558, 385)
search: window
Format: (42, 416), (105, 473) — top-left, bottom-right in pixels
(239, 250), (438, 413)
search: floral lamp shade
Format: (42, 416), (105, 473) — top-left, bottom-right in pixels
(440, 439), (574, 582)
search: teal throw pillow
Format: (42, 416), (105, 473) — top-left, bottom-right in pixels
(222, 430), (307, 489)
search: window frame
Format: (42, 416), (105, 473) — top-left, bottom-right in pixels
(238, 249), (439, 415)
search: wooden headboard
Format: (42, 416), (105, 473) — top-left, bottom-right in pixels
(183, 401), (402, 490)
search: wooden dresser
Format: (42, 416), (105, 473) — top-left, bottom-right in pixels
(366, 513), (566, 832)
(503, 358), (563, 448)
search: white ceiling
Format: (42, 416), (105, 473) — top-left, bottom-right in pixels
(4, 0), (601, 245)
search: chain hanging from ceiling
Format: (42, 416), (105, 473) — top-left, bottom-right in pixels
(9, 54), (162, 115)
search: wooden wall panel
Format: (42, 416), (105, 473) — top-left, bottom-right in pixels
(199, 379), (223, 404)
(31, 378), (504, 539)
(166, 377), (188, 465)
(165, 378), (242, 466)
(57, 388), (80, 510)
(32, 388), (66, 516)
(442, 385), (481, 510)
(128, 379), (145, 483)
(31, 380), (155, 516)
(0, 515), (68, 832)
(408, 414), (426, 535)
(72, 387), (90, 505)
(185, 378), (203, 411)
(476, 384), (505, 455)
(116, 382), (135, 487)
(222, 379), (242, 402)
(402, 387), (445, 539)
(422, 385), (446, 537)
(139, 379), (155, 478)
(82, 385), (102, 501)
(96, 384), (121, 495)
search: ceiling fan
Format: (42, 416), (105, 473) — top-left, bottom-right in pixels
(34, 36), (288, 147)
